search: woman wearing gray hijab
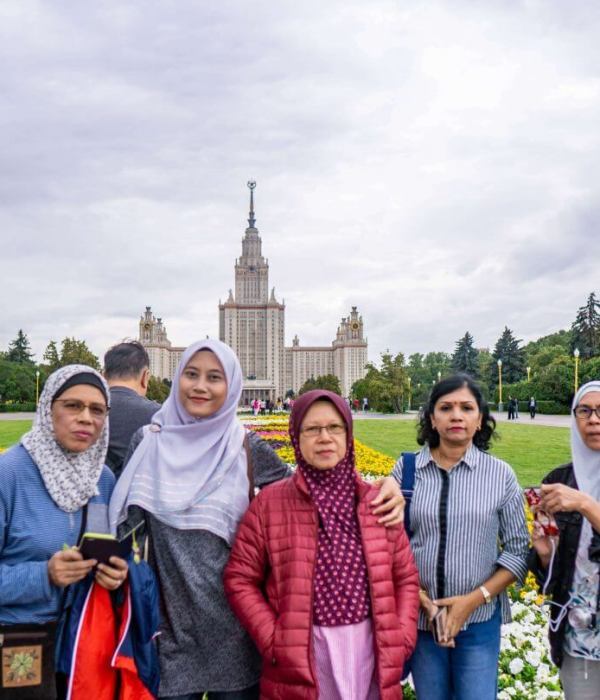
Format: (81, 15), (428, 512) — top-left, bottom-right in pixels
(0, 365), (127, 698)
(530, 380), (600, 699)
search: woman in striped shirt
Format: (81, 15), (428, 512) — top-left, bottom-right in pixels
(392, 374), (529, 700)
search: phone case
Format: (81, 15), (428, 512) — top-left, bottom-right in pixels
(79, 533), (131, 565)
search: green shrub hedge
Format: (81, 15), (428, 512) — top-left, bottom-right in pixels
(0, 402), (36, 413)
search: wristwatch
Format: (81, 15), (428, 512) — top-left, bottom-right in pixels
(479, 585), (492, 604)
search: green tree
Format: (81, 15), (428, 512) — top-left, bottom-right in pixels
(299, 374), (342, 395)
(147, 376), (171, 403)
(491, 327), (526, 385)
(6, 330), (35, 364)
(0, 359), (37, 402)
(58, 337), (101, 370)
(451, 332), (479, 376)
(42, 340), (61, 372)
(571, 291), (600, 358)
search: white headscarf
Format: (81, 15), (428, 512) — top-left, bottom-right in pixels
(108, 339), (249, 545)
(571, 380), (600, 501)
(21, 365), (110, 513)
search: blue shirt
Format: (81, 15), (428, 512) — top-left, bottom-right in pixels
(392, 444), (529, 630)
(0, 444), (115, 624)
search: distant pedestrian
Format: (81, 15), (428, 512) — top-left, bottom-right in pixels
(514, 399), (520, 419)
(529, 397), (537, 419)
(507, 396), (515, 420)
(352, 398), (359, 413)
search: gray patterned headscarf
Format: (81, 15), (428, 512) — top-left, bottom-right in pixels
(21, 365), (110, 513)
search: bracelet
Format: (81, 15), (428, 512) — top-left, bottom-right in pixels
(479, 585), (492, 604)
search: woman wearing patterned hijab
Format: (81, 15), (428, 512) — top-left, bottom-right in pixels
(530, 380), (600, 699)
(224, 389), (419, 699)
(0, 365), (127, 698)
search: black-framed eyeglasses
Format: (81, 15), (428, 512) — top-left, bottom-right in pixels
(53, 399), (110, 419)
(573, 406), (600, 420)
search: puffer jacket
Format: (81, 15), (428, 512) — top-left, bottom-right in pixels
(224, 470), (420, 700)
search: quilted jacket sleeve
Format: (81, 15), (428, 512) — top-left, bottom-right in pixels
(392, 525), (420, 657)
(223, 495), (276, 658)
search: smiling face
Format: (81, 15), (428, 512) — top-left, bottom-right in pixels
(430, 385), (481, 449)
(298, 400), (348, 470)
(51, 385), (107, 453)
(178, 350), (228, 418)
(575, 390), (600, 451)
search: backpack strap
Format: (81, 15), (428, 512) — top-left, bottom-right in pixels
(400, 452), (416, 539)
(243, 434), (255, 502)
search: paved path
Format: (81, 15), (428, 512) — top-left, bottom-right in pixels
(352, 411), (570, 428)
(0, 412), (35, 421)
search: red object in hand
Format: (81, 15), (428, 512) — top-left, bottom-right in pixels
(525, 488), (559, 537)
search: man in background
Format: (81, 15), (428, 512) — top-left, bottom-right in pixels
(104, 341), (161, 477)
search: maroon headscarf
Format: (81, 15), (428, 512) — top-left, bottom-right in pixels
(290, 390), (371, 626)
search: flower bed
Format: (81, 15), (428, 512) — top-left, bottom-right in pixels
(245, 416), (564, 700)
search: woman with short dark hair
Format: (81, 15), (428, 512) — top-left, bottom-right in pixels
(393, 373), (529, 700)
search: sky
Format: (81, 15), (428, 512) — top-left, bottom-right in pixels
(1, 0), (599, 365)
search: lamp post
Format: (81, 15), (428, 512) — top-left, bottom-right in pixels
(526, 366), (531, 382)
(497, 359), (503, 413)
(35, 370), (40, 407)
(574, 348), (580, 394)
(437, 370), (441, 382)
(407, 376), (412, 411)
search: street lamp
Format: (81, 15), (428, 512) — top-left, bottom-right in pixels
(407, 376), (412, 411)
(437, 371), (441, 382)
(574, 348), (580, 394)
(35, 370), (40, 407)
(526, 366), (531, 382)
(497, 359), (503, 413)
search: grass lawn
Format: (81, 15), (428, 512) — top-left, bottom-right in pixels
(354, 419), (571, 487)
(1, 418), (570, 486)
(0, 421), (32, 450)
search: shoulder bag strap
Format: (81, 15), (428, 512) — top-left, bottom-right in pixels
(244, 434), (255, 502)
(400, 452), (416, 539)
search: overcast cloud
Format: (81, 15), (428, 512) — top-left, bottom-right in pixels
(1, 0), (599, 364)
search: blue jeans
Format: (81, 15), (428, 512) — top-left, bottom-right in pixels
(410, 603), (501, 700)
(161, 685), (259, 700)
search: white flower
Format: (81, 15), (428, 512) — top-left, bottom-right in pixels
(525, 649), (542, 667)
(509, 657), (524, 675)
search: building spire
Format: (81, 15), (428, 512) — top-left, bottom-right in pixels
(247, 180), (257, 228)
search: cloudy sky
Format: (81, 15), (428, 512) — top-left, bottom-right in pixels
(1, 0), (599, 364)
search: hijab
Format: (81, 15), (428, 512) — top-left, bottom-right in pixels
(108, 339), (248, 545)
(21, 364), (110, 513)
(290, 390), (371, 626)
(571, 380), (600, 501)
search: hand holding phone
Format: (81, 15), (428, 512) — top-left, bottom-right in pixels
(79, 532), (131, 566)
(431, 607), (454, 646)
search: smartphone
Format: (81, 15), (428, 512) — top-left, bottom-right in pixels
(431, 607), (447, 645)
(525, 487), (559, 537)
(79, 532), (131, 565)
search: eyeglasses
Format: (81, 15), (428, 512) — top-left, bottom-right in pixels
(300, 423), (346, 438)
(573, 406), (600, 420)
(53, 399), (110, 419)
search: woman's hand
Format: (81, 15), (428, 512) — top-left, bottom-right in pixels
(48, 548), (97, 587)
(434, 591), (480, 642)
(95, 556), (128, 591)
(531, 520), (557, 569)
(540, 483), (589, 514)
(419, 589), (438, 622)
(370, 477), (405, 526)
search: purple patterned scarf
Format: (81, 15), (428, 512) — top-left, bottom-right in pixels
(290, 390), (371, 626)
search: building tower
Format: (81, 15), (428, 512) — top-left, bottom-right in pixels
(219, 182), (286, 402)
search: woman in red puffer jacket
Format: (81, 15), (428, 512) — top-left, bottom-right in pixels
(224, 390), (419, 700)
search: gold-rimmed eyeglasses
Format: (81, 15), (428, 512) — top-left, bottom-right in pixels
(300, 423), (346, 438)
(53, 399), (110, 419)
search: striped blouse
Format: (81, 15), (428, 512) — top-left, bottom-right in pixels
(392, 444), (529, 630)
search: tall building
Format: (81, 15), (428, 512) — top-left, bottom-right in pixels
(139, 182), (369, 399)
(219, 181), (286, 403)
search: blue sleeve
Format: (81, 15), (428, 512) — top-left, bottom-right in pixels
(0, 452), (55, 606)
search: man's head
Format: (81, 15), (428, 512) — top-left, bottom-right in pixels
(104, 341), (151, 396)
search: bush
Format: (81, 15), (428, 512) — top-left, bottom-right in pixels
(0, 402), (36, 412)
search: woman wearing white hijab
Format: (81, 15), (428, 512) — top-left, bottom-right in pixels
(110, 339), (406, 700)
(530, 380), (600, 699)
(0, 365), (127, 698)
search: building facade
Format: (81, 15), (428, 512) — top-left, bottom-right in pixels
(139, 182), (368, 400)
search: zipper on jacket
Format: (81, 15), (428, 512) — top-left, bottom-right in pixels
(308, 504), (320, 695)
(358, 500), (382, 698)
